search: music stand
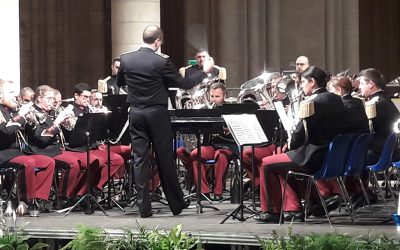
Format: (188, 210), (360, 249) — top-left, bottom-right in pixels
(103, 95), (130, 145)
(98, 136), (125, 212)
(220, 114), (269, 224)
(170, 110), (223, 213)
(64, 113), (108, 216)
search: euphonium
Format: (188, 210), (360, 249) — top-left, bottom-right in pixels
(237, 72), (278, 110)
(181, 76), (219, 109)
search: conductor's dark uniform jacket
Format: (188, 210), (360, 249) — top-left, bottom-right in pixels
(116, 46), (208, 216)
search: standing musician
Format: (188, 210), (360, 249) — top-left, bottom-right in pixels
(117, 25), (215, 217)
(179, 49), (226, 81)
(0, 80), (55, 206)
(61, 83), (124, 197)
(254, 66), (346, 223)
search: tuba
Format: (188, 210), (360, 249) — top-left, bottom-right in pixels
(176, 75), (221, 109)
(237, 72), (279, 110)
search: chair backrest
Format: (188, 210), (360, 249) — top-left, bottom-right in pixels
(343, 133), (373, 176)
(314, 133), (358, 179)
(368, 132), (397, 172)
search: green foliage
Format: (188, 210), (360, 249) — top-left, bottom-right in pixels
(0, 233), (48, 250)
(58, 223), (400, 250)
(105, 224), (202, 250)
(257, 227), (400, 250)
(61, 225), (106, 250)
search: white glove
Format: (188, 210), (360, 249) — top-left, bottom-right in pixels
(202, 56), (215, 73)
(53, 112), (67, 126)
(18, 102), (33, 117)
(54, 104), (74, 126)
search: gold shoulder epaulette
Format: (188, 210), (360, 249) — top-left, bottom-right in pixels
(156, 52), (170, 59)
(218, 67), (227, 80)
(179, 67), (185, 77)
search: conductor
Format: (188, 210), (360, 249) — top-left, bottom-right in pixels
(117, 25), (215, 217)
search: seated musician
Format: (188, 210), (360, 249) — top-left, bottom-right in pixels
(106, 57), (127, 95)
(61, 83), (124, 197)
(358, 68), (400, 164)
(177, 82), (236, 201)
(17, 86), (35, 104)
(23, 85), (92, 207)
(241, 75), (291, 189)
(0, 80), (55, 210)
(90, 90), (162, 193)
(311, 77), (370, 214)
(350, 68), (400, 208)
(255, 66), (346, 223)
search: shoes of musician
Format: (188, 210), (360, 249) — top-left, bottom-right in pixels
(307, 195), (341, 217)
(283, 211), (305, 222)
(254, 212), (281, 223)
(212, 194), (224, 201)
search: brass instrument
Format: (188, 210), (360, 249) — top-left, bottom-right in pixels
(237, 72), (278, 110)
(16, 102), (39, 126)
(56, 104), (76, 131)
(175, 76), (221, 109)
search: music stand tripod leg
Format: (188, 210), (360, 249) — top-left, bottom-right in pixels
(220, 146), (256, 224)
(64, 132), (108, 216)
(100, 136), (124, 212)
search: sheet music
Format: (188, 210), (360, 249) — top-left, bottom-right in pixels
(222, 114), (268, 146)
(274, 101), (292, 133)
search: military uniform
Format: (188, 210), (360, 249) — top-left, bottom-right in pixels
(190, 130), (237, 197)
(367, 91), (400, 162)
(0, 104), (55, 201)
(259, 88), (346, 214)
(61, 103), (124, 196)
(316, 94), (369, 197)
(117, 47), (208, 217)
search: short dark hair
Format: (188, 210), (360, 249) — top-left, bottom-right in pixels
(301, 66), (330, 88)
(112, 57), (120, 65)
(143, 25), (163, 44)
(196, 48), (208, 54)
(358, 68), (386, 90)
(73, 82), (91, 95)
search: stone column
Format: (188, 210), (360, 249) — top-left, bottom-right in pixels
(111, 0), (160, 58)
(0, 0), (20, 87)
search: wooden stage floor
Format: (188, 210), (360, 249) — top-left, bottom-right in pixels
(16, 198), (400, 246)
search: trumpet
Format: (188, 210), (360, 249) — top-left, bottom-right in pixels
(16, 102), (41, 126)
(55, 104), (76, 131)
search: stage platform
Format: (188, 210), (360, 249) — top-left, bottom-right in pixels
(15, 198), (400, 247)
